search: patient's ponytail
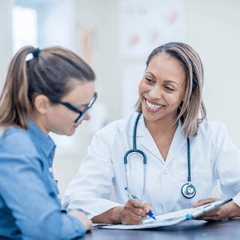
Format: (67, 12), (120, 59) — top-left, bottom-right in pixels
(0, 46), (35, 129)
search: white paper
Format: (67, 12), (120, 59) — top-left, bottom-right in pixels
(100, 208), (193, 229)
(99, 200), (227, 230)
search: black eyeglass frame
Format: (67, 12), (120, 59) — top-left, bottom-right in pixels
(50, 92), (97, 123)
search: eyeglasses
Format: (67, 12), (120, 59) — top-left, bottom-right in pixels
(50, 92), (97, 123)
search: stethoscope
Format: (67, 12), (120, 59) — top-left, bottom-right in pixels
(124, 113), (196, 201)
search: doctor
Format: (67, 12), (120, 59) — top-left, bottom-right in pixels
(63, 42), (240, 225)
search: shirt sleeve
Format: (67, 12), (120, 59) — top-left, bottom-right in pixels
(62, 130), (123, 219)
(0, 133), (86, 240)
(213, 123), (240, 206)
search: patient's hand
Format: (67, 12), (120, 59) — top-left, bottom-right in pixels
(69, 210), (92, 231)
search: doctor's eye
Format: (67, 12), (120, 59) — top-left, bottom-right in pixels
(145, 77), (154, 83)
(165, 85), (175, 91)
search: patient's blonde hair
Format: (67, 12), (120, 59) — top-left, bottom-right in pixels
(0, 46), (95, 130)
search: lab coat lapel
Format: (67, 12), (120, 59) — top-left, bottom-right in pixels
(135, 116), (186, 164)
(164, 122), (186, 166)
(138, 116), (163, 162)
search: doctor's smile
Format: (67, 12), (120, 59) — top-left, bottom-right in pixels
(145, 99), (164, 113)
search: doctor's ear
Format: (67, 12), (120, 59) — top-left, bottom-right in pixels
(33, 95), (50, 115)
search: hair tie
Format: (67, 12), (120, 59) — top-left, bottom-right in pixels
(33, 48), (40, 58)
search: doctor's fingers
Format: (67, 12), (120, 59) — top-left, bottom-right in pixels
(129, 199), (149, 215)
(124, 199), (148, 217)
(198, 202), (239, 221)
(143, 202), (153, 212)
(121, 210), (144, 225)
(192, 197), (222, 208)
(129, 198), (149, 210)
(196, 208), (224, 222)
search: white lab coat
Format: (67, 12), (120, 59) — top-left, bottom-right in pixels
(62, 113), (240, 219)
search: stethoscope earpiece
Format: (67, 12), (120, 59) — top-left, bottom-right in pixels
(181, 182), (196, 199)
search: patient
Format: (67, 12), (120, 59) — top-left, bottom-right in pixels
(0, 46), (97, 239)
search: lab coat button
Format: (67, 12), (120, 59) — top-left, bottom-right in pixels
(58, 194), (61, 199)
(163, 168), (168, 174)
(49, 167), (53, 172)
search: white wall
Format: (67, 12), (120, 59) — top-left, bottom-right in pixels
(185, 0), (240, 148)
(0, 0), (14, 90)
(38, 0), (77, 51)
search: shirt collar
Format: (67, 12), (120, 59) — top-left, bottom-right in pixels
(28, 120), (56, 160)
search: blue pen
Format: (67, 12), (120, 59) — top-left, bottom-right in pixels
(125, 187), (156, 220)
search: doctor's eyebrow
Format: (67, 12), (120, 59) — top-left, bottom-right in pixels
(164, 80), (179, 88)
(145, 72), (180, 87)
(145, 72), (156, 79)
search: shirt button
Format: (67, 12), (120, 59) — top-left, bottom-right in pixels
(163, 168), (168, 174)
(49, 167), (53, 172)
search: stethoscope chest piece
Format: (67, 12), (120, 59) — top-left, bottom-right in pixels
(181, 182), (196, 199)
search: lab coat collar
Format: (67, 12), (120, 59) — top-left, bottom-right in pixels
(130, 114), (186, 164)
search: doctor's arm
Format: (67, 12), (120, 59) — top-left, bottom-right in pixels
(92, 198), (152, 225)
(63, 128), (152, 225)
(193, 124), (240, 221)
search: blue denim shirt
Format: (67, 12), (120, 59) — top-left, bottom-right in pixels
(0, 120), (86, 240)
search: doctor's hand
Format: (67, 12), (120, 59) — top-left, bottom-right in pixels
(69, 210), (93, 231)
(192, 198), (240, 221)
(120, 198), (152, 225)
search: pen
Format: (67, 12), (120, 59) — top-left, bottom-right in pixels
(125, 187), (156, 220)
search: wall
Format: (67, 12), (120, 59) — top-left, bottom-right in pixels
(0, 0), (13, 90)
(0, 0), (240, 198)
(58, 0), (240, 198)
(185, 0), (240, 148)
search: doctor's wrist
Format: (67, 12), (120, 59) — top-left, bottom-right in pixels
(111, 206), (124, 224)
(226, 202), (240, 218)
(91, 206), (124, 224)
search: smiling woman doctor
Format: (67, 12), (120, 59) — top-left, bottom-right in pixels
(63, 42), (240, 225)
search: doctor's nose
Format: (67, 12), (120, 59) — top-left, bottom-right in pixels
(149, 85), (161, 100)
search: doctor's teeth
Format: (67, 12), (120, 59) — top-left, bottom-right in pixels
(146, 100), (161, 110)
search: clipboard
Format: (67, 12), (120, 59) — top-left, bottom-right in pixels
(98, 198), (233, 230)
(187, 198), (233, 219)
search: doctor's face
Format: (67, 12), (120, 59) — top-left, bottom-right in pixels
(138, 53), (186, 123)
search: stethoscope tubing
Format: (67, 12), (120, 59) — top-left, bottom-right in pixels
(124, 113), (196, 200)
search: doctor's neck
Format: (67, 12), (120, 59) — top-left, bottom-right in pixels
(144, 116), (178, 137)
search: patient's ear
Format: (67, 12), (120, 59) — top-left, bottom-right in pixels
(34, 95), (50, 115)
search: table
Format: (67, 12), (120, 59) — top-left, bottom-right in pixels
(82, 218), (240, 240)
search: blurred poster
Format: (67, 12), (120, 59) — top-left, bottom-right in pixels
(119, 0), (185, 58)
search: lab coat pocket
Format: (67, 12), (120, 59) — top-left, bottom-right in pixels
(177, 169), (213, 198)
(175, 169), (213, 209)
